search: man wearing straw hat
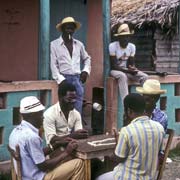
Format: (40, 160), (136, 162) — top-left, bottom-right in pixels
(109, 23), (148, 101)
(136, 79), (168, 131)
(50, 17), (91, 114)
(9, 96), (85, 180)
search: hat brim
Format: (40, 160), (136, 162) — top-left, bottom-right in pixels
(56, 21), (81, 32)
(136, 87), (167, 95)
(114, 31), (134, 37)
(20, 104), (45, 114)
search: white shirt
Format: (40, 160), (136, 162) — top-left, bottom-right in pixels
(109, 41), (136, 68)
(50, 36), (91, 84)
(43, 102), (83, 144)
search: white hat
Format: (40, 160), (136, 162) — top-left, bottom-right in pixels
(56, 17), (81, 32)
(114, 23), (134, 36)
(20, 96), (45, 114)
(136, 79), (167, 95)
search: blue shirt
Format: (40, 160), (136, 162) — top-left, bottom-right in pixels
(9, 120), (46, 180)
(114, 116), (165, 180)
(152, 107), (168, 131)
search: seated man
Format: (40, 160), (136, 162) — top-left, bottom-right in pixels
(43, 82), (88, 149)
(9, 96), (84, 180)
(136, 79), (168, 131)
(96, 93), (165, 180)
(109, 23), (148, 101)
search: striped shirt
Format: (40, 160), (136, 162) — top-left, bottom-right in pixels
(114, 116), (165, 180)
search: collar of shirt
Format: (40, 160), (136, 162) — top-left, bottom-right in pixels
(131, 115), (149, 123)
(20, 120), (39, 135)
(57, 101), (75, 117)
(59, 36), (77, 46)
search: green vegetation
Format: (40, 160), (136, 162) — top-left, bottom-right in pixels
(169, 144), (180, 161)
(0, 173), (11, 180)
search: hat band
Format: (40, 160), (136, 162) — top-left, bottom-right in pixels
(24, 102), (42, 110)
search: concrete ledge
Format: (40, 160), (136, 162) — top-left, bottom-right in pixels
(0, 160), (10, 174)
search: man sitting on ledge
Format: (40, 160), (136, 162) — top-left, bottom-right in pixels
(109, 23), (148, 101)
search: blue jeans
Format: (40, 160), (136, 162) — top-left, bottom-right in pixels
(63, 74), (84, 114)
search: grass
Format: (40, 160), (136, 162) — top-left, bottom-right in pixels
(0, 173), (11, 180)
(168, 144), (180, 161)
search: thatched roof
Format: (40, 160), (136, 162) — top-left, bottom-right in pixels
(111, 0), (179, 37)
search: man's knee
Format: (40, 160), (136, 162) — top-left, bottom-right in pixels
(111, 71), (128, 80)
(73, 158), (85, 169)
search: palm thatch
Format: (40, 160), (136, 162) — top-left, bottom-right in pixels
(111, 0), (179, 38)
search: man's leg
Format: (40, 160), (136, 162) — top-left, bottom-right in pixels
(110, 70), (129, 101)
(63, 75), (84, 114)
(128, 71), (148, 86)
(95, 171), (114, 180)
(44, 159), (85, 180)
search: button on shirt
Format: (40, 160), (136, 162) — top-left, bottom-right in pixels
(43, 102), (83, 144)
(109, 41), (135, 68)
(9, 120), (46, 180)
(114, 116), (165, 180)
(50, 36), (91, 84)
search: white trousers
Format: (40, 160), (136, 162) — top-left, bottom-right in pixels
(95, 171), (114, 180)
(110, 70), (148, 101)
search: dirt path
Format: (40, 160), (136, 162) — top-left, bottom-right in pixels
(162, 161), (180, 180)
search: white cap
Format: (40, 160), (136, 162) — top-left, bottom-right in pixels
(20, 96), (45, 114)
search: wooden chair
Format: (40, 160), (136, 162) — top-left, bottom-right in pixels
(7, 145), (22, 180)
(156, 128), (174, 180)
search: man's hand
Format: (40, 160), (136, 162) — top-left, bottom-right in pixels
(65, 140), (78, 155)
(127, 66), (138, 75)
(52, 137), (74, 149)
(70, 129), (89, 139)
(80, 71), (88, 84)
(58, 80), (67, 89)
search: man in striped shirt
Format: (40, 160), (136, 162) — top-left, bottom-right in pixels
(96, 93), (165, 180)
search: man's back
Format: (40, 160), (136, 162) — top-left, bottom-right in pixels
(114, 116), (165, 180)
(9, 120), (46, 180)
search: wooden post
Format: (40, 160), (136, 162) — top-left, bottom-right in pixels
(105, 77), (118, 133)
(39, 0), (50, 80)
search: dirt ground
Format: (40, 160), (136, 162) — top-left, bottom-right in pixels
(162, 161), (180, 180)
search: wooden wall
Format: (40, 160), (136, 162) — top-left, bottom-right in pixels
(86, 0), (104, 101)
(131, 29), (154, 71)
(154, 29), (180, 73)
(131, 28), (180, 73)
(0, 0), (39, 81)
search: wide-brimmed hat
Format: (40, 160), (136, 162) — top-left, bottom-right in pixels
(56, 17), (81, 32)
(20, 96), (45, 114)
(114, 23), (134, 36)
(136, 79), (167, 95)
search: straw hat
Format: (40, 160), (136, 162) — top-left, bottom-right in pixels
(20, 96), (45, 114)
(136, 79), (167, 94)
(114, 23), (134, 36)
(56, 17), (81, 31)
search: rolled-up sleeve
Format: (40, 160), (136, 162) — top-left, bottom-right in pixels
(43, 112), (57, 144)
(80, 44), (91, 75)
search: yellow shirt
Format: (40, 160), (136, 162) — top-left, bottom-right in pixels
(114, 116), (165, 180)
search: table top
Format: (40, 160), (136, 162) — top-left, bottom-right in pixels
(75, 134), (116, 159)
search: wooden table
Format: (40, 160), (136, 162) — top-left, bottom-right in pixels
(75, 134), (116, 180)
